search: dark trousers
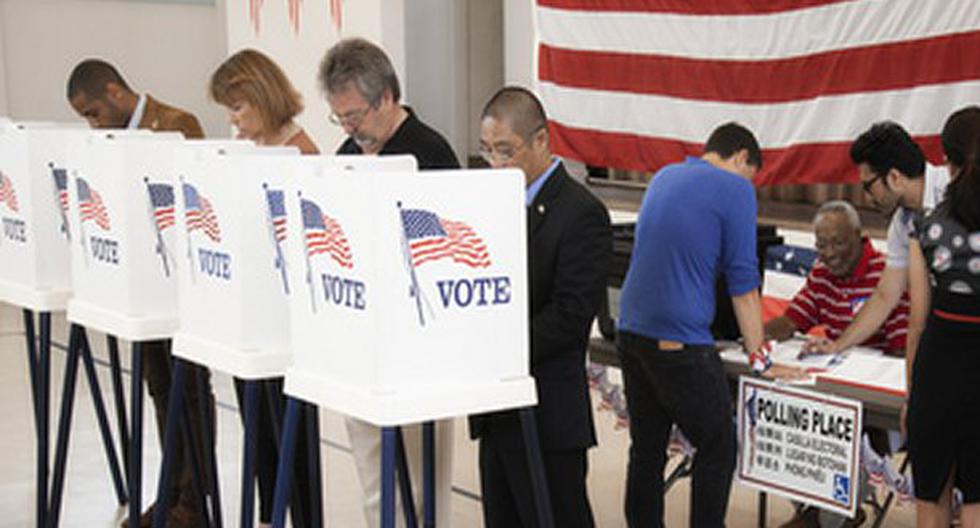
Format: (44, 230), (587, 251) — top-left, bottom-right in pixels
(233, 377), (313, 526)
(143, 339), (215, 512)
(618, 331), (736, 528)
(478, 430), (594, 528)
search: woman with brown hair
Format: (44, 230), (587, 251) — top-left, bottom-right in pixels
(210, 48), (318, 154)
(209, 48), (318, 528)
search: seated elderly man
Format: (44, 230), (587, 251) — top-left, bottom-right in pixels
(765, 200), (908, 356)
(767, 200), (908, 528)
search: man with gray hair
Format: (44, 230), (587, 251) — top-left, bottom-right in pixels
(320, 37), (458, 168)
(317, 37), (459, 527)
(766, 200), (908, 527)
(765, 200), (909, 355)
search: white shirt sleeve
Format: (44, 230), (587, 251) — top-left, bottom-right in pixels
(886, 208), (911, 269)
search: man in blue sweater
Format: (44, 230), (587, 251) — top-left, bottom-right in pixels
(618, 123), (777, 527)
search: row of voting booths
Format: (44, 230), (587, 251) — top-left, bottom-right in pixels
(0, 119), (545, 528)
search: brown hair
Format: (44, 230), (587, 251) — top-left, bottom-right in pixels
(209, 49), (302, 132)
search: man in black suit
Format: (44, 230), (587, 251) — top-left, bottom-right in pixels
(471, 87), (612, 528)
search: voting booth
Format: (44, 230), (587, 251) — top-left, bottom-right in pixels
(170, 145), (298, 377)
(172, 153), (418, 379)
(0, 122), (90, 311)
(63, 133), (250, 340)
(281, 167), (537, 426)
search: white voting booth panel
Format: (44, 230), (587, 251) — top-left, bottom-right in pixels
(172, 153), (417, 379)
(282, 168), (536, 426)
(0, 122), (90, 311)
(64, 133), (250, 341)
(171, 146), (298, 377)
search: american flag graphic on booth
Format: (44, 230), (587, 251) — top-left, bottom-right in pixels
(76, 177), (110, 230)
(266, 189), (287, 242)
(301, 198), (353, 269)
(147, 183), (175, 231)
(182, 183), (221, 243)
(52, 168), (69, 213)
(0, 172), (19, 213)
(400, 209), (491, 268)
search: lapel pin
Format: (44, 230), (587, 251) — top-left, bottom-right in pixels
(537, 204), (546, 215)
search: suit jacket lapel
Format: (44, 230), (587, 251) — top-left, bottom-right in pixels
(527, 163), (566, 237)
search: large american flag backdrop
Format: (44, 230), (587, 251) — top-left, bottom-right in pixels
(536, 0), (980, 186)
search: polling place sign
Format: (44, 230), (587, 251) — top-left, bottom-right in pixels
(737, 377), (863, 518)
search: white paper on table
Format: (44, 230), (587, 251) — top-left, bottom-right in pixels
(816, 352), (907, 396)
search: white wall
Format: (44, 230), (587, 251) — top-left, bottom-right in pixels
(225, 0), (406, 154)
(0, 0), (227, 136)
(404, 0), (469, 160)
(504, 0), (536, 88)
(467, 1), (504, 155)
(0, 7), (8, 116)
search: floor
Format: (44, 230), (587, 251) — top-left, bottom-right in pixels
(0, 302), (917, 527)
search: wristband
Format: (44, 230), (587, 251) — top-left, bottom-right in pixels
(749, 340), (773, 374)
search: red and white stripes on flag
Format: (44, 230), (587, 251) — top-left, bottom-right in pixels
(329, 0), (342, 31)
(536, 0), (980, 185)
(308, 213), (353, 269)
(249, 0), (264, 34)
(0, 172), (18, 213)
(187, 196), (222, 243)
(288, 0), (301, 34)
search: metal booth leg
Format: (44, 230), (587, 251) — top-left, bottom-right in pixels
(46, 324), (84, 528)
(22, 309), (39, 433)
(270, 398), (302, 528)
(422, 421), (436, 528)
(198, 368), (223, 528)
(79, 330), (128, 505)
(106, 335), (131, 475)
(394, 427), (418, 528)
(128, 342), (145, 528)
(305, 404), (324, 528)
(240, 381), (260, 528)
(151, 357), (187, 528)
(381, 427), (398, 528)
(519, 408), (555, 528)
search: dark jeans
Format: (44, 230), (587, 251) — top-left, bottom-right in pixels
(618, 331), (736, 528)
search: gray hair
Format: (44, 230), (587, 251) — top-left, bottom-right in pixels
(814, 200), (861, 230)
(318, 38), (400, 106)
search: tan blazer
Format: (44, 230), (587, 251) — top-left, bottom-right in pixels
(139, 94), (205, 139)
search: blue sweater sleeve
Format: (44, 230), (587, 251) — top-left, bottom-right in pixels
(721, 180), (760, 297)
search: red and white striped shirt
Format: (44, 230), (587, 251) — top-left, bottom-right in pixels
(785, 238), (909, 355)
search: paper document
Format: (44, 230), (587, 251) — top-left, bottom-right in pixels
(817, 353), (907, 396)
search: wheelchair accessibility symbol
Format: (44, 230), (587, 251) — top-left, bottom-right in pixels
(833, 474), (851, 504)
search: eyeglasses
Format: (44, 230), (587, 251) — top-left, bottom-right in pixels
(328, 105), (373, 127)
(478, 125), (545, 164)
(860, 173), (885, 194)
(478, 141), (527, 164)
